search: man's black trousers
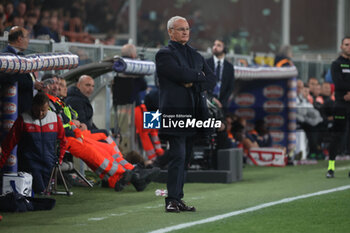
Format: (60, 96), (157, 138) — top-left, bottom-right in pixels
(165, 135), (193, 204)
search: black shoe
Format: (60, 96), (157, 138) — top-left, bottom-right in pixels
(132, 165), (161, 187)
(133, 165), (160, 182)
(130, 166), (161, 192)
(114, 170), (133, 191)
(144, 167), (161, 184)
(348, 171), (350, 178)
(165, 201), (180, 213)
(177, 200), (196, 212)
(326, 170), (334, 178)
(131, 172), (147, 192)
(101, 179), (109, 188)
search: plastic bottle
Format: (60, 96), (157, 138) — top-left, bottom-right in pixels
(155, 189), (168, 196)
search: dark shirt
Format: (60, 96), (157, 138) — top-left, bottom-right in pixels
(331, 56), (350, 104)
(112, 74), (147, 106)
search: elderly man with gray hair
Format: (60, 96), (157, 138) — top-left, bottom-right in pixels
(156, 16), (216, 213)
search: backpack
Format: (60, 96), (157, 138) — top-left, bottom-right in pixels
(0, 181), (55, 212)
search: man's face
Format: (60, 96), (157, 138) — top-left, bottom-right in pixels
(302, 87), (310, 99)
(45, 77), (59, 96)
(58, 79), (67, 98)
(321, 83), (331, 96)
(314, 84), (321, 96)
(32, 102), (49, 119)
(19, 29), (29, 50)
(297, 80), (304, 94)
(308, 78), (318, 93)
(78, 76), (94, 97)
(341, 38), (350, 58)
(168, 19), (190, 45)
(212, 40), (225, 57)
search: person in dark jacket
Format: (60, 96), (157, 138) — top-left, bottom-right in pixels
(246, 119), (273, 148)
(1, 26), (44, 114)
(326, 36), (350, 178)
(65, 75), (108, 135)
(156, 16), (217, 213)
(0, 92), (67, 194)
(206, 39), (235, 111)
(274, 45), (294, 67)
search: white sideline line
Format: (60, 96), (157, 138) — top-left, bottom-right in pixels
(337, 166), (350, 171)
(149, 185), (350, 233)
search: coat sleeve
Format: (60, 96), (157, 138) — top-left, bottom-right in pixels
(18, 74), (34, 92)
(66, 99), (89, 126)
(0, 116), (24, 168)
(220, 62), (235, 106)
(201, 57), (217, 92)
(56, 116), (67, 164)
(156, 49), (207, 84)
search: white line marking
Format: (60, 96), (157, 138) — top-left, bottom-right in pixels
(149, 185), (350, 233)
(337, 166), (350, 171)
(146, 204), (164, 209)
(109, 213), (127, 217)
(88, 217), (106, 221)
(88, 213), (126, 221)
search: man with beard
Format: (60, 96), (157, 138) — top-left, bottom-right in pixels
(206, 39), (235, 111)
(326, 36), (350, 178)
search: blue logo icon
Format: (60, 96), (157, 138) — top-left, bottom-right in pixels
(143, 110), (161, 129)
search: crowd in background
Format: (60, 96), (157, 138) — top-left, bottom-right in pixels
(0, 0), (102, 44)
(296, 77), (336, 160)
(0, 1), (248, 50)
(0, 0), (167, 46)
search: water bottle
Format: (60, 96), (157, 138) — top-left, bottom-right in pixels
(155, 189), (168, 196)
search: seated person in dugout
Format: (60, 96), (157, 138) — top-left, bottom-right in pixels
(0, 92), (67, 194)
(246, 119), (273, 148)
(41, 74), (160, 192)
(65, 74), (109, 136)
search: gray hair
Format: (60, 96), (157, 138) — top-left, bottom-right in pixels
(278, 45), (292, 57)
(121, 44), (137, 58)
(167, 16), (187, 30)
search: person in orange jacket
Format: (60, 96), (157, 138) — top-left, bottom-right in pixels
(135, 104), (164, 160)
(41, 74), (159, 191)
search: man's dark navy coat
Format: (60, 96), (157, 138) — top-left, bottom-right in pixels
(156, 40), (216, 136)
